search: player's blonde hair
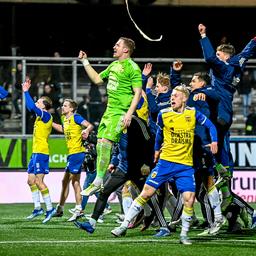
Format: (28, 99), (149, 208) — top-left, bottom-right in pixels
(64, 98), (78, 112)
(217, 44), (235, 57)
(120, 37), (136, 55)
(157, 72), (170, 88)
(173, 84), (190, 99)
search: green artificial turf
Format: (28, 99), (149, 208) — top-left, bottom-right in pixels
(0, 203), (256, 256)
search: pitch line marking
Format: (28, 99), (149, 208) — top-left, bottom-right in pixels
(0, 239), (255, 244)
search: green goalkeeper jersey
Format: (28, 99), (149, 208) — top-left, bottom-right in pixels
(100, 58), (142, 111)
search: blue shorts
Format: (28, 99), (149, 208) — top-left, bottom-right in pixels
(27, 153), (50, 175)
(66, 152), (85, 174)
(146, 159), (195, 193)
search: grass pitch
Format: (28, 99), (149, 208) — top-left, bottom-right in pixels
(0, 203), (256, 256)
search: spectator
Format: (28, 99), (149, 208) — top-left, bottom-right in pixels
(238, 69), (255, 118)
(245, 106), (256, 135)
(41, 83), (62, 126)
(12, 63), (23, 119)
(77, 95), (89, 120)
(50, 51), (65, 85)
(0, 85), (10, 128)
(88, 83), (103, 125)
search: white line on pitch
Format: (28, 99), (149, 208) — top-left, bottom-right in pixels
(0, 239), (255, 244)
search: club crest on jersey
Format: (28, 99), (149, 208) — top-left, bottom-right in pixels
(151, 171), (157, 179)
(193, 95), (198, 101)
(112, 63), (124, 73)
(185, 116), (191, 122)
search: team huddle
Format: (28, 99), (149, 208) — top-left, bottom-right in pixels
(7, 23), (256, 245)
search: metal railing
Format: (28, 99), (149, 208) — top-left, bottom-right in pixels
(1, 56), (256, 135)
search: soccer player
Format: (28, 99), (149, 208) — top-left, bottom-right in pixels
(197, 23), (256, 171)
(142, 63), (172, 136)
(23, 78), (56, 224)
(198, 24), (256, 229)
(111, 85), (218, 245)
(171, 61), (225, 235)
(52, 99), (94, 221)
(141, 65), (175, 234)
(79, 37), (142, 196)
(74, 93), (170, 237)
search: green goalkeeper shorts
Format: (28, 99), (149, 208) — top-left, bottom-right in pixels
(97, 108), (126, 143)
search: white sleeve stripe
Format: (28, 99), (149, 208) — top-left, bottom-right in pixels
(40, 110), (44, 119)
(201, 116), (207, 125)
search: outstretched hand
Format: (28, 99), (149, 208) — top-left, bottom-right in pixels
(143, 63), (152, 76)
(22, 78), (31, 92)
(198, 24), (206, 35)
(146, 76), (154, 89)
(78, 50), (88, 61)
(173, 60), (183, 71)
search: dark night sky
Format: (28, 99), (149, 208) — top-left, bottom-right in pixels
(0, 3), (255, 58)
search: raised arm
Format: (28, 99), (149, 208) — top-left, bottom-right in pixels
(78, 50), (104, 85)
(198, 24), (216, 61)
(230, 37), (256, 69)
(22, 79), (40, 114)
(198, 24), (228, 73)
(142, 63), (153, 90)
(198, 23), (207, 38)
(170, 60), (183, 87)
(22, 78), (51, 122)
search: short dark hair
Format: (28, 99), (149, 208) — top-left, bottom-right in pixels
(193, 72), (211, 85)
